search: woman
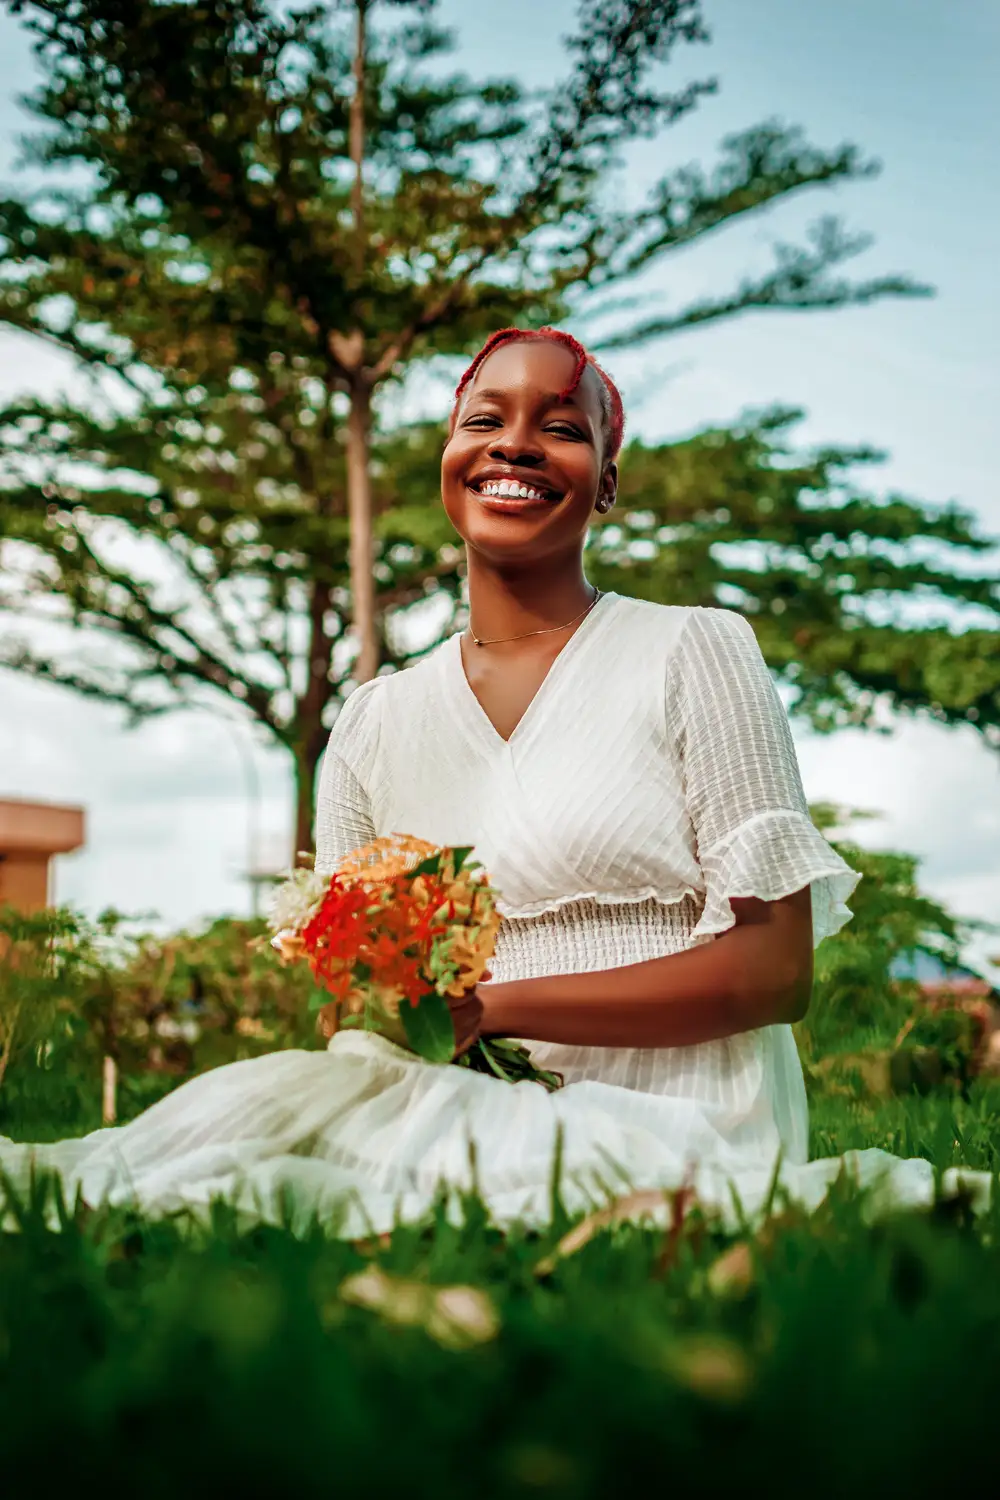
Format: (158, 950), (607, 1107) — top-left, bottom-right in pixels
(1, 329), (988, 1235)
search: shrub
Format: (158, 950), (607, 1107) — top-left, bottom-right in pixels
(0, 908), (321, 1133)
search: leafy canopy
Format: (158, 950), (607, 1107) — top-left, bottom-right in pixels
(0, 0), (995, 852)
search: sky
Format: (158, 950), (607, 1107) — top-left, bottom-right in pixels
(1, 0), (998, 968)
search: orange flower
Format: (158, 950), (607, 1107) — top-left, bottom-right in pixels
(290, 838), (500, 1031)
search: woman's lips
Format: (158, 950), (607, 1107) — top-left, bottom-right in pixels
(468, 486), (554, 513)
(466, 478), (562, 512)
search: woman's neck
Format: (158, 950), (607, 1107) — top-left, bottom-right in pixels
(464, 553), (597, 644)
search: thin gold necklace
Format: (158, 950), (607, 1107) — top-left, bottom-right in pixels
(468, 587), (603, 647)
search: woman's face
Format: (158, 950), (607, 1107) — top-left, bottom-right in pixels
(441, 340), (617, 566)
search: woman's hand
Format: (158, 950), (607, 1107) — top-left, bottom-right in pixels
(317, 972), (496, 1058)
(449, 969), (492, 1059)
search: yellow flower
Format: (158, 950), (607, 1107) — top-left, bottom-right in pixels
(437, 919), (500, 997)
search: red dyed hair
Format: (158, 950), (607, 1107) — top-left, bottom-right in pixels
(452, 326), (625, 462)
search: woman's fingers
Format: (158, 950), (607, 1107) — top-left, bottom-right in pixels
(449, 989), (484, 1058)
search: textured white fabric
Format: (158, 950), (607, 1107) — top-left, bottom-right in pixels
(315, 594), (858, 1160)
(4, 594), (992, 1234)
(2, 1031), (990, 1238)
(318, 596), (856, 932)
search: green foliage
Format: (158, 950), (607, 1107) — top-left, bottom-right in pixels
(791, 805), (999, 1114)
(595, 416), (1000, 741)
(0, 904), (100, 1093)
(399, 990), (455, 1064)
(2, 0), (978, 853)
(809, 1076), (1000, 1172)
(0, 907), (321, 1136)
(798, 806), (975, 1057)
(2, 826), (999, 1491)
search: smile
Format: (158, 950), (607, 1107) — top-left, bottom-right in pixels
(468, 478), (561, 503)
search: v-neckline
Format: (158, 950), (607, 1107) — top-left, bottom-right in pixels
(449, 591), (619, 751)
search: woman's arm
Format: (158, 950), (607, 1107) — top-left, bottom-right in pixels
(478, 609), (854, 1055)
(480, 886), (814, 1049)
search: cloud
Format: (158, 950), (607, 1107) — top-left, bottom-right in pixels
(2, 673), (293, 929)
(794, 717), (1000, 971)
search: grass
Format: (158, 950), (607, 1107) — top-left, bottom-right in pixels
(2, 1057), (999, 1498)
(808, 1075), (1000, 1172)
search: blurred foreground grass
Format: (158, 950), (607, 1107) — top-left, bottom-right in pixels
(2, 1072), (999, 1499)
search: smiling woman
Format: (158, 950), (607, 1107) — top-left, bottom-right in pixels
(443, 329), (619, 566)
(2, 328), (992, 1238)
(439, 332), (622, 739)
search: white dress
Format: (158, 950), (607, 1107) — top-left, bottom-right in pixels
(1, 595), (990, 1234)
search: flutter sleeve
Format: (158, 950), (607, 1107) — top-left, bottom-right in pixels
(314, 679), (381, 876)
(668, 608), (860, 947)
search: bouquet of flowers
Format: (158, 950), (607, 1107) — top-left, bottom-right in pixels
(267, 834), (561, 1090)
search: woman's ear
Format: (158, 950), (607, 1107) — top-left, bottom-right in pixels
(595, 462), (618, 515)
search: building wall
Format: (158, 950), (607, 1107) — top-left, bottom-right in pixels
(0, 853), (50, 913)
(0, 799), (84, 913)
(0, 799), (84, 857)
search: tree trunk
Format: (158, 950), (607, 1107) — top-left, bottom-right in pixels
(345, 0), (379, 687)
(293, 742), (319, 865)
(293, 754), (311, 867)
(293, 568), (337, 861)
(346, 379), (379, 684)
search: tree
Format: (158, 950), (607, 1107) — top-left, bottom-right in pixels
(2, 0), (991, 858)
(596, 412), (1000, 742)
(802, 805), (969, 1045)
(798, 806), (999, 1105)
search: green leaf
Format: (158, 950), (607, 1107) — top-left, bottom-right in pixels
(450, 847), (475, 875)
(306, 985), (331, 1014)
(408, 853), (444, 879)
(399, 992), (455, 1065)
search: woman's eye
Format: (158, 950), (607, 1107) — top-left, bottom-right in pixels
(547, 424), (586, 440)
(464, 414), (500, 428)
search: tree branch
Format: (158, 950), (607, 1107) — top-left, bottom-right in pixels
(599, 123), (881, 281)
(593, 217), (931, 348)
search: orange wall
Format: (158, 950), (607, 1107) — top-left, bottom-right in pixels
(0, 854), (50, 913)
(0, 799), (84, 913)
(0, 799), (84, 856)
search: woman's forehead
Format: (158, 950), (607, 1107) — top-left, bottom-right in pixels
(465, 339), (603, 417)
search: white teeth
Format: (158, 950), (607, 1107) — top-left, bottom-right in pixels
(475, 480), (549, 501)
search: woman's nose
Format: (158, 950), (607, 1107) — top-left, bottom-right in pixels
(488, 430), (545, 467)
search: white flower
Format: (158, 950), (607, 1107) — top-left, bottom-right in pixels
(266, 867), (329, 933)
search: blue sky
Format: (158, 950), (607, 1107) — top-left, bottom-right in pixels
(1, 0), (998, 965)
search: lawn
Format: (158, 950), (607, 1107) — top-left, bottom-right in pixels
(2, 1062), (999, 1500)
(2, 890), (998, 1497)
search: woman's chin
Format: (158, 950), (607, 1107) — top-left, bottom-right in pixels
(444, 496), (573, 560)
(461, 520), (560, 562)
